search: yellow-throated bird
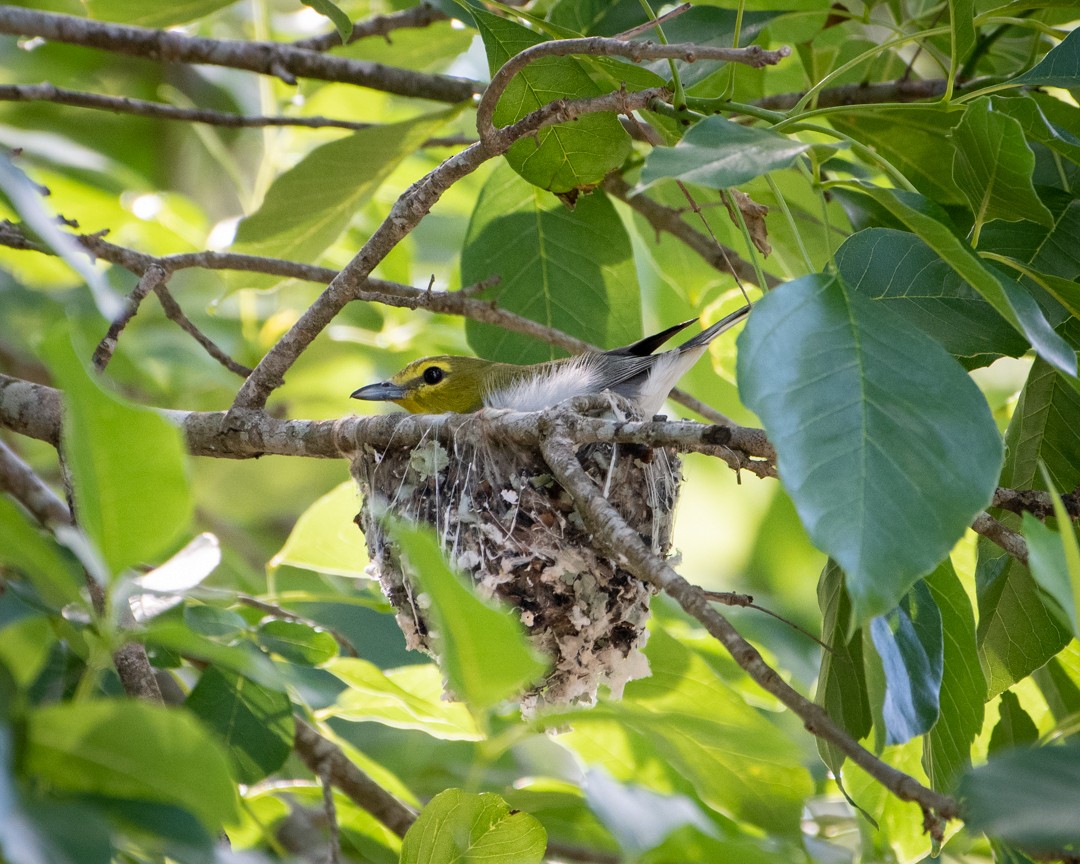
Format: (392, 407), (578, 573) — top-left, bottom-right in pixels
(351, 305), (750, 416)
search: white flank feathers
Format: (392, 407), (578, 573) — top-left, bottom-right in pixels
(484, 355), (602, 412)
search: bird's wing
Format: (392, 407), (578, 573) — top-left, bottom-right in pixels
(608, 318), (697, 357)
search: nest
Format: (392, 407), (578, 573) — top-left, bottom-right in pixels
(350, 404), (681, 713)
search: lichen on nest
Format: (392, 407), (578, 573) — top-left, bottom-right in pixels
(350, 401), (682, 713)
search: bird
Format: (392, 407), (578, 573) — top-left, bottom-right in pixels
(350, 305), (750, 416)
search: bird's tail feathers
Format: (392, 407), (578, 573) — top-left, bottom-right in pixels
(678, 304), (752, 352)
(613, 318), (697, 357)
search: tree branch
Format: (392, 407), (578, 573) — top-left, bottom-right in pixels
(602, 173), (781, 289)
(292, 719), (416, 837)
(293, 3), (449, 51)
(228, 85), (671, 414)
(972, 511), (1029, 566)
(0, 6), (480, 102)
(476, 38), (790, 144)
(536, 410), (958, 828)
(0, 83), (469, 144)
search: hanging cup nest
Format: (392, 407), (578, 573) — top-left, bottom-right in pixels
(349, 399), (681, 713)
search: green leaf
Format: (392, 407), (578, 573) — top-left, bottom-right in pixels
(949, 0), (976, 75)
(1024, 512), (1080, 635)
(388, 520), (547, 711)
(992, 95), (1080, 168)
(1014, 26), (1080, 88)
(140, 622), (284, 690)
(230, 109), (458, 286)
(736, 274), (1003, 624)
(399, 789), (546, 864)
(256, 619), (338, 666)
(977, 341), (1079, 696)
(830, 107), (966, 205)
(270, 481), (368, 578)
(185, 667), (294, 784)
(834, 227), (1029, 366)
(303, 0), (352, 43)
(988, 690), (1039, 754)
(45, 329), (192, 578)
(462, 162), (641, 364)
(868, 580), (943, 745)
(325, 659), (483, 740)
(841, 183), (1077, 377)
(923, 561), (985, 792)
(639, 117), (813, 191)
(0, 497), (83, 608)
(815, 560), (870, 774)
(951, 98), (1053, 228)
(183, 604), (249, 639)
(22, 701), (238, 831)
(638, 825), (783, 864)
(470, 7), (631, 191)
(83, 0), (235, 27)
(960, 744), (1080, 850)
(558, 627), (813, 836)
(0, 617), (54, 690)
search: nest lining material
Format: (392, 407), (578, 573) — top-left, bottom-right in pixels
(350, 404), (681, 712)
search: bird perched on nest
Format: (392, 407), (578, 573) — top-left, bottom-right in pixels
(351, 305), (750, 417)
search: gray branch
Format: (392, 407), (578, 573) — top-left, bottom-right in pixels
(0, 6), (480, 102)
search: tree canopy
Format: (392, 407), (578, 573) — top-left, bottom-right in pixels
(1, 1), (1079, 863)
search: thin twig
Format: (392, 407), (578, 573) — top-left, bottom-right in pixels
(614, 3), (692, 40)
(602, 174), (781, 289)
(152, 285), (254, 378)
(0, 83), (470, 145)
(236, 594), (357, 656)
(993, 485), (1080, 520)
(93, 264), (168, 370)
(293, 3), (449, 51)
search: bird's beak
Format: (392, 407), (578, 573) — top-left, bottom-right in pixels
(350, 380), (407, 402)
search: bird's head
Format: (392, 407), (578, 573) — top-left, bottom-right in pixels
(350, 355), (496, 413)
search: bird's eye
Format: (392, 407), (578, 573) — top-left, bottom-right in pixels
(422, 366), (444, 385)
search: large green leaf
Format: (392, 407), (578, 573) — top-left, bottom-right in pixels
(868, 580), (943, 745)
(471, 8), (630, 192)
(830, 107), (966, 205)
(270, 481), (369, 579)
(83, 0), (235, 26)
(834, 227), (1028, 366)
(992, 95), (1080, 168)
(951, 98), (1052, 228)
(949, 0), (976, 75)
(961, 744), (1080, 850)
(462, 162), (641, 364)
(1014, 26), (1080, 88)
(388, 521), (548, 712)
(842, 184), (1077, 376)
(325, 658), (482, 740)
(977, 337), (1079, 695)
(399, 789), (547, 864)
(988, 690), (1039, 754)
(638, 117), (813, 191)
(22, 701), (237, 831)
(737, 274), (1003, 624)
(815, 560), (870, 774)
(557, 627), (812, 836)
(230, 109), (457, 286)
(0, 497), (83, 609)
(140, 623), (284, 691)
(185, 667), (294, 784)
(923, 561), (985, 793)
(45, 330), (191, 579)
(1024, 512), (1080, 637)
